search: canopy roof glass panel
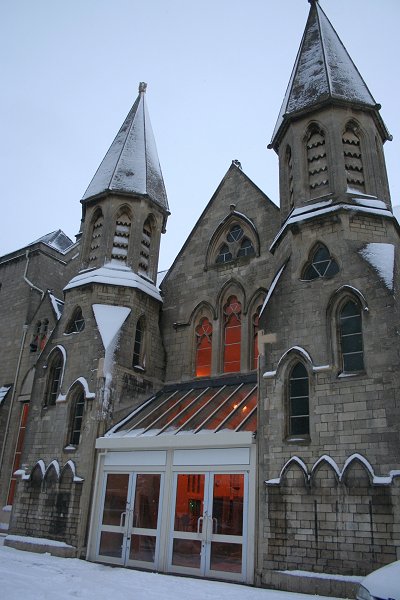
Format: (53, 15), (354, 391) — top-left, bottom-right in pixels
(108, 376), (257, 438)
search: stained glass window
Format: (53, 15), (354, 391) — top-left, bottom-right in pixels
(223, 296), (242, 373)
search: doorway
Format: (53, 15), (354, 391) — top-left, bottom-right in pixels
(96, 472), (163, 568)
(169, 472), (247, 581)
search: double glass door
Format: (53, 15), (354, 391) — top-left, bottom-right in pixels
(169, 472), (246, 581)
(97, 472), (162, 567)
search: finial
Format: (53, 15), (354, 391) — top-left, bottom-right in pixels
(232, 159), (242, 169)
(139, 82), (147, 93)
(308, 0), (319, 3)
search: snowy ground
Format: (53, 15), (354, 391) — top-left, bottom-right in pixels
(0, 539), (343, 600)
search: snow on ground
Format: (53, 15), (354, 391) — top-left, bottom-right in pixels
(0, 542), (343, 600)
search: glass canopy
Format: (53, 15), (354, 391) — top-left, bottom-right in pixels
(109, 379), (257, 438)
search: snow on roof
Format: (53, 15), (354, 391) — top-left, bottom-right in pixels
(48, 292), (64, 320)
(266, 453), (400, 487)
(359, 243), (395, 291)
(31, 230), (75, 253)
(270, 202), (394, 252)
(64, 263), (162, 302)
(157, 269), (168, 287)
(81, 83), (169, 212)
(260, 261), (287, 316)
(0, 385), (11, 405)
(92, 304), (131, 354)
(271, 1), (381, 146)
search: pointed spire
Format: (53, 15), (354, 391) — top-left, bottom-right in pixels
(82, 83), (169, 212)
(270, 1), (390, 148)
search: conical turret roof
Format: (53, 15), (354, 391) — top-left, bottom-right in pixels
(82, 83), (169, 212)
(270, 0), (389, 148)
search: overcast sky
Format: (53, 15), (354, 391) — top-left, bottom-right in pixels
(1, 0), (399, 270)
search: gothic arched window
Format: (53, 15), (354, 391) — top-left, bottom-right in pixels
(45, 349), (63, 406)
(69, 389), (85, 446)
(111, 212), (131, 263)
(339, 299), (364, 372)
(216, 244), (233, 264)
(195, 317), (212, 377)
(65, 307), (85, 334)
(302, 244), (339, 280)
(251, 305), (262, 370)
(133, 316), (146, 369)
(223, 296), (242, 373)
(288, 362), (309, 436)
(238, 238), (255, 258)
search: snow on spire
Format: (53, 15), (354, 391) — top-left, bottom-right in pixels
(82, 83), (169, 211)
(270, 1), (389, 149)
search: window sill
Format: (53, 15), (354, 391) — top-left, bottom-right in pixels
(63, 445), (77, 453)
(285, 435), (311, 445)
(338, 370), (366, 379)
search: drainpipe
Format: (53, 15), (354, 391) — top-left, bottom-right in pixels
(23, 249), (45, 298)
(0, 324), (29, 490)
(0, 250), (45, 499)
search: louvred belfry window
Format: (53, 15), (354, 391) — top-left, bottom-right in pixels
(139, 218), (152, 276)
(252, 306), (262, 370)
(195, 317), (212, 377)
(89, 213), (104, 262)
(111, 213), (131, 263)
(343, 124), (365, 193)
(307, 127), (329, 193)
(223, 296), (242, 373)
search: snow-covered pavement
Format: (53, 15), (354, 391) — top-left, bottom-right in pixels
(0, 540), (343, 600)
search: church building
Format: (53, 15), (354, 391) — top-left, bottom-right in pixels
(0, 2), (398, 597)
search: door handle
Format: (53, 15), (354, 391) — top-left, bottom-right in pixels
(197, 516), (204, 534)
(120, 511), (126, 528)
(212, 517), (218, 533)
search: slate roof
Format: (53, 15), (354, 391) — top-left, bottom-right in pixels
(82, 83), (169, 212)
(270, 0), (388, 148)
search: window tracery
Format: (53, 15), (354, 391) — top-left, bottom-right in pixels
(195, 317), (213, 377)
(65, 307), (85, 334)
(223, 296), (242, 373)
(216, 225), (255, 265)
(302, 244), (339, 280)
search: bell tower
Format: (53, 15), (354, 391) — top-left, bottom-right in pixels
(269, 0), (392, 223)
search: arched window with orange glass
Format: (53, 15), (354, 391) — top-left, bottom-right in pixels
(223, 296), (242, 373)
(195, 317), (212, 377)
(252, 305), (262, 370)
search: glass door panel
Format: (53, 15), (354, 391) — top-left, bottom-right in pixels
(98, 473), (130, 561)
(97, 472), (162, 568)
(171, 474), (205, 572)
(128, 473), (161, 566)
(169, 472), (247, 581)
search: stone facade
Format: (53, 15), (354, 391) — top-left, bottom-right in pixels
(0, 2), (399, 596)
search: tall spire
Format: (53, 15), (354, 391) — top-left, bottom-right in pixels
(270, 1), (390, 149)
(82, 83), (169, 212)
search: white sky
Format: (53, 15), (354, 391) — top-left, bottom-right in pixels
(1, 0), (399, 271)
